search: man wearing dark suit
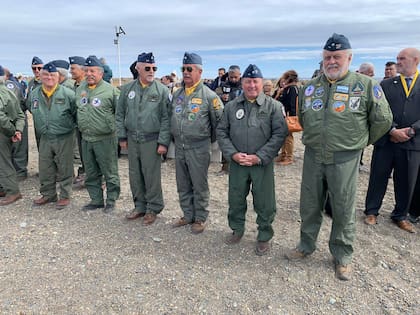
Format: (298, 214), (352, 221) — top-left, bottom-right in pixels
(364, 47), (420, 233)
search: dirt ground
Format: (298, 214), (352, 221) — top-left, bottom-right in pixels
(0, 119), (418, 314)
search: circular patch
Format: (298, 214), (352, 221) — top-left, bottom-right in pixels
(311, 99), (323, 111)
(315, 87), (324, 97)
(91, 98), (101, 107)
(128, 91), (135, 99)
(80, 97), (88, 105)
(188, 113), (196, 121)
(176, 97), (183, 105)
(236, 109), (245, 119)
(305, 85), (315, 96)
(6, 83), (14, 90)
(333, 101), (346, 112)
(190, 104), (200, 113)
(175, 105), (182, 114)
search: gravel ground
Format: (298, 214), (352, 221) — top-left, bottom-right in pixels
(0, 121), (419, 314)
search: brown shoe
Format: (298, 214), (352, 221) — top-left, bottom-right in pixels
(172, 217), (192, 228)
(125, 209), (146, 220)
(56, 198), (70, 210)
(191, 221), (206, 234)
(255, 241), (271, 256)
(279, 159), (293, 166)
(285, 248), (308, 260)
(395, 220), (415, 233)
(33, 195), (57, 206)
(364, 214), (377, 225)
(143, 213), (157, 225)
(0, 191), (6, 198)
(0, 193), (22, 206)
(335, 263), (351, 281)
(225, 232), (243, 245)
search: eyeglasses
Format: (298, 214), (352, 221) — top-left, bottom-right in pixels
(32, 66), (42, 71)
(181, 66), (194, 73)
(144, 66), (157, 72)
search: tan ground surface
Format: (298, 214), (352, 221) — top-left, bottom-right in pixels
(0, 118), (418, 314)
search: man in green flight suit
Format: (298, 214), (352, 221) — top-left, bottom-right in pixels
(116, 52), (171, 225)
(27, 56), (44, 151)
(0, 65), (25, 206)
(76, 55), (120, 213)
(30, 62), (77, 210)
(171, 52), (224, 234)
(217, 64), (288, 255)
(285, 34), (393, 281)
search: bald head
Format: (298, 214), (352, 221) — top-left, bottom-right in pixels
(397, 47), (420, 77)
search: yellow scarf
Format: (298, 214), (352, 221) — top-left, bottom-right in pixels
(185, 80), (201, 96)
(42, 84), (58, 98)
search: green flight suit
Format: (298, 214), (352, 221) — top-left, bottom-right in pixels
(116, 79), (171, 214)
(29, 84), (76, 199)
(0, 85), (25, 195)
(217, 93), (288, 241)
(27, 78), (42, 150)
(297, 71), (393, 265)
(170, 81), (224, 222)
(76, 79), (120, 206)
(4, 80), (28, 178)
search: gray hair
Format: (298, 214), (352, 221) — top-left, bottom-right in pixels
(57, 68), (69, 78)
(358, 62), (374, 73)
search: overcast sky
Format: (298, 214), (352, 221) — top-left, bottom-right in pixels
(3, 0), (420, 81)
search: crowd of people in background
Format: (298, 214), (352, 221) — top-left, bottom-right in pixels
(1, 33), (419, 282)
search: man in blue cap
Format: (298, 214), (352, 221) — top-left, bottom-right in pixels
(285, 33), (393, 280)
(52, 60), (74, 89)
(69, 56), (86, 188)
(0, 65), (25, 206)
(27, 56), (44, 151)
(116, 52), (171, 225)
(171, 52), (224, 234)
(29, 62), (77, 210)
(217, 64), (287, 255)
(75, 55), (120, 213)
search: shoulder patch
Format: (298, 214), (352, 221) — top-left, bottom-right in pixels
(213, 98), (222, 110)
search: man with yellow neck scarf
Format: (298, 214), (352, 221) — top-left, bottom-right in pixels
(29, 62), (77, 209)
(171, 52), (224, 234)
(285, 34), (393, 281)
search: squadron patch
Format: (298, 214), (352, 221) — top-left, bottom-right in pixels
(92, 98), (101, 107)
(311, 99), (323, 111)
(305, 85), (315, 96)
(236, 108), (245, 119)
(333, 101), (346, 113)
(128, 91), (135, 99)
(6, 83), (14, 90)
(373, 85), (383, 99)
(191, 97), (202, 105)
(176, 96), (183, 105)
(188, 113), (196, 121)
(190, 104), (200, 113)
(32, 99), (39, 109)
(175, 105), (182, 114)
(333, 93), (349, 102)
(349, 97), (361, 110)
(80, 97), (88, 105)
(213, 98), (221, 110)
(351, 81), (365, 95)
(315, 87), (324, 97)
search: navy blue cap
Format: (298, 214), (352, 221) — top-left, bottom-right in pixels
(137, 52), (155, 63)
(32, 56), (43, 65)
(0, 65), (4, 76)
(69, 56), (86, 66)
(242, 64), (263, 78)
(52, 60), (70, 70)
(324, 33), (351, 51)
(43, 62), (58, 73)
(85, 55), (103, 67)
(183, 52), (202, 65)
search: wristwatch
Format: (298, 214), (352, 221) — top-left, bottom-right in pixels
(407, 127), (415, 137)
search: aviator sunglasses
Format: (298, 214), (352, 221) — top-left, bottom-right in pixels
(144, 66), (157, 71)
(181, 66), (194, 73)
(32, 66), (42, 71)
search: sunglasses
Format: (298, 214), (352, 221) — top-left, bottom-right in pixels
(144, 66), (157, 72)
(32, 66), (42, 71)
(181, 66), (194, 73)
